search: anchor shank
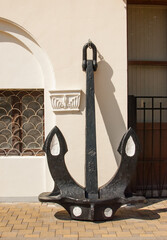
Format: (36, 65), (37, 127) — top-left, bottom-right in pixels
(85, 60), (98, 199)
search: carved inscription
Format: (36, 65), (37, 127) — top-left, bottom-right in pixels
(50, 90), (81, 112)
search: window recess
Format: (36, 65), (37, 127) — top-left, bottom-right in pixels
(0, 90), (44, 156)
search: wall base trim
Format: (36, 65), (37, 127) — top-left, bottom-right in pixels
(0, 197), (39, 202)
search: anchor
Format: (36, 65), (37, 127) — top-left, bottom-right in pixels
(39, 41), (145, 221)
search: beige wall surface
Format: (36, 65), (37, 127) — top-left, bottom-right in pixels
(0, 0), (127, 198)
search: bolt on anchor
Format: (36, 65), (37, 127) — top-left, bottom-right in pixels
(39, 41), (145, 221)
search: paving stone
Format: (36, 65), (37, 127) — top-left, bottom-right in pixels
(24, 234), (40, 238)
(63, 234), (78, 238)
(1, 232), (18, 238)
(102, 234), (117, 237)
(17, 230), (33, 235)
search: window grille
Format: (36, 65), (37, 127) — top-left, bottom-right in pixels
(0, 90), (44, 156)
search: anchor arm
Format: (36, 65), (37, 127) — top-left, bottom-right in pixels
(40, 126), (85, 199)
(99, 128), (140, 200)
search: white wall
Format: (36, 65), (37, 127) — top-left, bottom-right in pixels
(0, 0), (127, 199)
(0, 157), (45, 198)
(0, 18), (55, 200)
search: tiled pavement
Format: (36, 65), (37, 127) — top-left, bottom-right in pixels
(0, 199), (167, 239)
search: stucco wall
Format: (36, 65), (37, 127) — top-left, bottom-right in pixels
(0, 0), (127, 199)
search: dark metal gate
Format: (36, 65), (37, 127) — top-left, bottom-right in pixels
(128, 95), (167, 197)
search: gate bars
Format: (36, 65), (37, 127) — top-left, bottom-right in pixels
(128, 96), (167, 197)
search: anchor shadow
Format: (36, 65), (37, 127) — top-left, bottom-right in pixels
(113, 206), (161, 221)
(55, 210), (71, 221)
(95, 60), (127, 166)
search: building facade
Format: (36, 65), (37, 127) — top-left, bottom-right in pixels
(0, 0), (167, 201)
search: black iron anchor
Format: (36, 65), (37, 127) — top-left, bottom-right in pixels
(39, 41), (145, 221)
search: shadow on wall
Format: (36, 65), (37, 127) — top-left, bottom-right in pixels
(0, 31), (32, 53)
(0, 17), (55, 91)
(0, 17), (39, 46)
(95, 60), (126, 166)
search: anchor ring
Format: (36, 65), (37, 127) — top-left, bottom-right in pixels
(82, 41), (97, 72)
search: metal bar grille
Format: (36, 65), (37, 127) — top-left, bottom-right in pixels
(128, 96), (167, 197)
(0, 90), (44, 156)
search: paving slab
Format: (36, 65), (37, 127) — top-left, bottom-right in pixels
(0, 199), (167, 239)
